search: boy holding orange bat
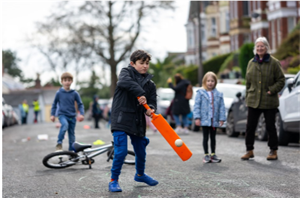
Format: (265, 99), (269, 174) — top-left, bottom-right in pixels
(108, 50), (158, 192)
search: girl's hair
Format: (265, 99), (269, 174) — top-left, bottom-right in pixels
(174, 73), (184, 84)
(202, 72), (217, 90)
(253, 37), (270, 55)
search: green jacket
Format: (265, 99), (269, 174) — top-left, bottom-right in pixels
(245, 54), (285, 109)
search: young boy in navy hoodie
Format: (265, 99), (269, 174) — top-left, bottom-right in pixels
(50, 72), (85, 151)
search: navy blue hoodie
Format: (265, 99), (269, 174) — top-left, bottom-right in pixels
(51, 87), (84, 117)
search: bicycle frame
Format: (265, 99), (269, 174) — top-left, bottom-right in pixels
(83, 143), (113, 159)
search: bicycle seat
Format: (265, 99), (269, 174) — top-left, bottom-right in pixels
(72, 142), (92, 152)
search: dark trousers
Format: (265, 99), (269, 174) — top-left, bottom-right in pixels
(245, 107), (278, 151)
(22, 113), (28, 124)
(34, 111), (39, 122)
(202, 126), (216, 154)
(94, 115), (100, 128)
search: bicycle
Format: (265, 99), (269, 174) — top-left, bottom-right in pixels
(42, 141), (135, 169)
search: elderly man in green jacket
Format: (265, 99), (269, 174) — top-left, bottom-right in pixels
(241, 37), (285, 161)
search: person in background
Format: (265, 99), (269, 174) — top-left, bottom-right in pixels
(241, 37), (285, 161)
(193, 72), (226, 163)
(92, 95), (102, 129)
(19, 99), (29, 124)
(167, 73), (191, 134)
(32, 99), (40, 123)
(50, 72), (85, 151)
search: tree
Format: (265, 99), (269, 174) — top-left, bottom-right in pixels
(2, 50), (23, 78)
(149, 55), (182, 88)
(33, 1), (175, 96)
(238, 43), (255, 78)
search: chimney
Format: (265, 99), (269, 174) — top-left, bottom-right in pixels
(35, 73), (41, 88)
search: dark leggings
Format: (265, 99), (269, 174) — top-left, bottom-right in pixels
(202, 126), (216, 154)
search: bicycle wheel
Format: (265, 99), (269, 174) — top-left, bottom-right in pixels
(107, 149), (135, 165)
(43, 151), (79, 169)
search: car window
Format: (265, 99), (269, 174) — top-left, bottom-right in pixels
(295, 75), (300, 87)
(217, 85), (245, 99)
(159, 92), (174, 101)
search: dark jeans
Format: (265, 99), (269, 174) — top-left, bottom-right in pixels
(202, 126), (216, 154)
(245, 107), (278, 151)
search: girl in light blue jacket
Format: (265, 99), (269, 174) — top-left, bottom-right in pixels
(193, 72), (226, 163)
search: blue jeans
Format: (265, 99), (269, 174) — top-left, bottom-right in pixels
(173, 114), (189, 128)
(57, 115), (76, 151)
(111, 131), (149, 180)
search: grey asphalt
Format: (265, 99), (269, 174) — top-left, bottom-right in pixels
(2, 120), (300, 198)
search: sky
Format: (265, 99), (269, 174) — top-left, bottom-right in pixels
(1, 0), (190, 87)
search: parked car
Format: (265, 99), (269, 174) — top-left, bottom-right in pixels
(190, 83), (246, 131)
(226, 73), (300, 145)
(156, 88), (175, 125)
(277, 71), (300, 145)
(2, 97), (18, 128)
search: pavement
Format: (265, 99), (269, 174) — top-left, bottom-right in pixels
(2, 120), (300, 198)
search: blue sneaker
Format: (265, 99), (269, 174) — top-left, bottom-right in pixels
(108, 181), (122, 192)
(134, 173), (158, 186)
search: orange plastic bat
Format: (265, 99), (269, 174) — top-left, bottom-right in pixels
(139, 97), (192, 161)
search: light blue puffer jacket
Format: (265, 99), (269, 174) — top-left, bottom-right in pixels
(193, 88), (226, 127)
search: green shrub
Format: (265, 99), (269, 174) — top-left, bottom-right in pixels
(203, 53), (232, 75)
(273, 30), (300, 60)
(81, 96), (93, 111)
(239, 43), (255, 78)
(287, 65), (300, 74)
(218, 53), (234, 75)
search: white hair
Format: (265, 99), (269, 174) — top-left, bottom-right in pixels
(253, 37), (270, 55)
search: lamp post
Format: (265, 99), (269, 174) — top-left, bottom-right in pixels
(197, 1), (203, 86)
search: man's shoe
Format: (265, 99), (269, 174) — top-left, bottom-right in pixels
(211, 154), (222, 163)
(134, 173), (158, 186)
(266, 150), (278, 160)
(241, 150), (254, 160)
(203, 154), (211, 163)
(56, 144), (62, 151)
(108, 181), (122, 192)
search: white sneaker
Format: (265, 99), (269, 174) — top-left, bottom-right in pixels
(175, 127), (182, 134)
(183, 128), (189, 134)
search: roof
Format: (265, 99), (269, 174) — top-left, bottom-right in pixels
(2, 91), (40, 107)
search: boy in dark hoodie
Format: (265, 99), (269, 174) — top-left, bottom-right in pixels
(50, 72), (85, 151)
(109, 50), (158, 192)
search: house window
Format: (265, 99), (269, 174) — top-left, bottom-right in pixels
(257, 1), (261, 10)
(271, 20), (275, 49)
(201, 23), (206, 43)
(288, 17), (296, 33)
(287, 1), (296, 7)
(234, 1), (238, 18)
(277, 19), (281, 45)
(226, 12), (230, 32)
(243, 34), (250, 44)
(211, 18), (217, 37)
(252, 1), (256, 11)
(235, 35), (239, 50)
(243, 1), (249, 16)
